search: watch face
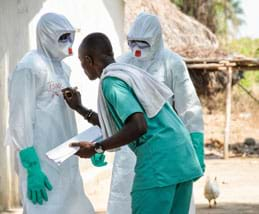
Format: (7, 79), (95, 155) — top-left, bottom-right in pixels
(95, 143), (104, 153)
(95, 148), (104, 153)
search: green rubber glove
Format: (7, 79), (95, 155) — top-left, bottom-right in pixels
(190, 132), (205, 173)
(19, 147), (53, 205)
(91, 153), (107, 167)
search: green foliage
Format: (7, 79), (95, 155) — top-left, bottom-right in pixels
(171, 0), (244, 39)
(228, 38), (259, 89)
(239, 72), (259, 88)
(172, 0), (183, 8)
(228, 38), (259, 57)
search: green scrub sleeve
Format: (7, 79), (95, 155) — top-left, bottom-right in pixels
(102, 77), (144, 123)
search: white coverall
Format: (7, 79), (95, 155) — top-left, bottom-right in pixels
(107, 12), (204, 214)
(7, 13), (94, 214)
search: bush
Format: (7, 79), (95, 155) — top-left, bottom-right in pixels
(239, 71), (259, 89)
(227, 37), (259, 89)
(228, 37), (259, 57)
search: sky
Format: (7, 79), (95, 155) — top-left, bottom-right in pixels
(238, 0), (259, 38)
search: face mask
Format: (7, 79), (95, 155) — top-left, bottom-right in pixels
(131, 46), (151, 59)
(129, 41), (151, 60)
(59, 41), (73, 57)
(58, 33), (73, 58)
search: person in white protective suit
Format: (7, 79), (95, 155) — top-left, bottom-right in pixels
(107, 12), (205, 214)
(7, 13), (95, 214)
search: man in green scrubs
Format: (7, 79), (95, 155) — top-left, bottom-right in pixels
(64, 33), (203, 214)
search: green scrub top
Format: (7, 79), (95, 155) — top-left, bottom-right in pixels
(102, 77), (203, 191)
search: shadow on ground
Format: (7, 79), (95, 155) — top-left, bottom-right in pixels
(197, 203), (259, 214)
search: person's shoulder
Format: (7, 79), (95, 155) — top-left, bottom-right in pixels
(116, 52), (132, 63)
(102, 76), (132, 104)
(61, 62), (72, 76)
(61, 62), (70, 70)
(102, 76), (129, 90)
(16, 50), (48, 74)
(163, 48), (185, 65)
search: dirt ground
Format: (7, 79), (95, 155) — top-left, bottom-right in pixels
(195, 106), (259, 214)
(194, 157), (259, 214)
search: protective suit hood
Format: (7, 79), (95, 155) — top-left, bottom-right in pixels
(127, 12), (164, 61)
(37, 13), (75, 61)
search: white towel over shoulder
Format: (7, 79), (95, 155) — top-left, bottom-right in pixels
(97, 62), (173, 141)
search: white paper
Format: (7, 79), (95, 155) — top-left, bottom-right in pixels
(46, 126), (102, 165)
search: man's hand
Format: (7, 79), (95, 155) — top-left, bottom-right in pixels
(62, 87), (82, 110)
(70, 141), (96, 158)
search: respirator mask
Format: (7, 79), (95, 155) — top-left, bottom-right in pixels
(58, 33), (73, 58)
(129, 40), (151, 60)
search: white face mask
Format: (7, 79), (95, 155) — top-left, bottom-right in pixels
(131, 46), (150, 59)
(59, 41), (73, 57)
(129, 41), (152, 60)
(58, 33), (73, 59)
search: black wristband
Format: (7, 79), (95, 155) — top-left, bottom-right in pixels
(84, 109), (94, 120)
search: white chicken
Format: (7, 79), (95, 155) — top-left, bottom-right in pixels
(204, 176), (220, 208)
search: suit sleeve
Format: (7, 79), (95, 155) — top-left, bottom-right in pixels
(172, 58), (205, 172)
(8, 67), (36, 150)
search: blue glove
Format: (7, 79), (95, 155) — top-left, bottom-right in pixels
(19, 147), (53, 205)
(91, 153), (107, 167)
(190, 132), (205, 173)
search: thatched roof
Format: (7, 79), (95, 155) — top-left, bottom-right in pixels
(124, 0), (221, 58)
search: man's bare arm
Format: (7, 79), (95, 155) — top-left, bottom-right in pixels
(62, 87), (100, 126)
(75, 105), (100, 126)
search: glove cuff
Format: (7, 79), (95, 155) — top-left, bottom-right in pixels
(190, 132), (205, 171)
(91, 153), (107, 167)
(19, 146), (41, 171)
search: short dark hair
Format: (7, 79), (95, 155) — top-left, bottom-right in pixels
(79, 33), (114, 60)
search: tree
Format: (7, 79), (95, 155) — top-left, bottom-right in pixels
(171, 0), (244, 40)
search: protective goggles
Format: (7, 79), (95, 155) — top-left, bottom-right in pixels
(58, 33), (73, 43)
(128, 40), (150, 49)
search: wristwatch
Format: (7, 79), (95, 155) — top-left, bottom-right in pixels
(94, 142), (105, 154)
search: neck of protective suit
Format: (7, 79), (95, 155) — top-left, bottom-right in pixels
(127, 12), (164, 61)
(36, 13), (75, 61)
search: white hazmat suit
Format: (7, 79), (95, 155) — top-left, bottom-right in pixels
(7, 13), (94, 214)
(107, 12), (204, 214)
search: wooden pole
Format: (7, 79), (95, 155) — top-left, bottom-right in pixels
(224, 66), (233, 159)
